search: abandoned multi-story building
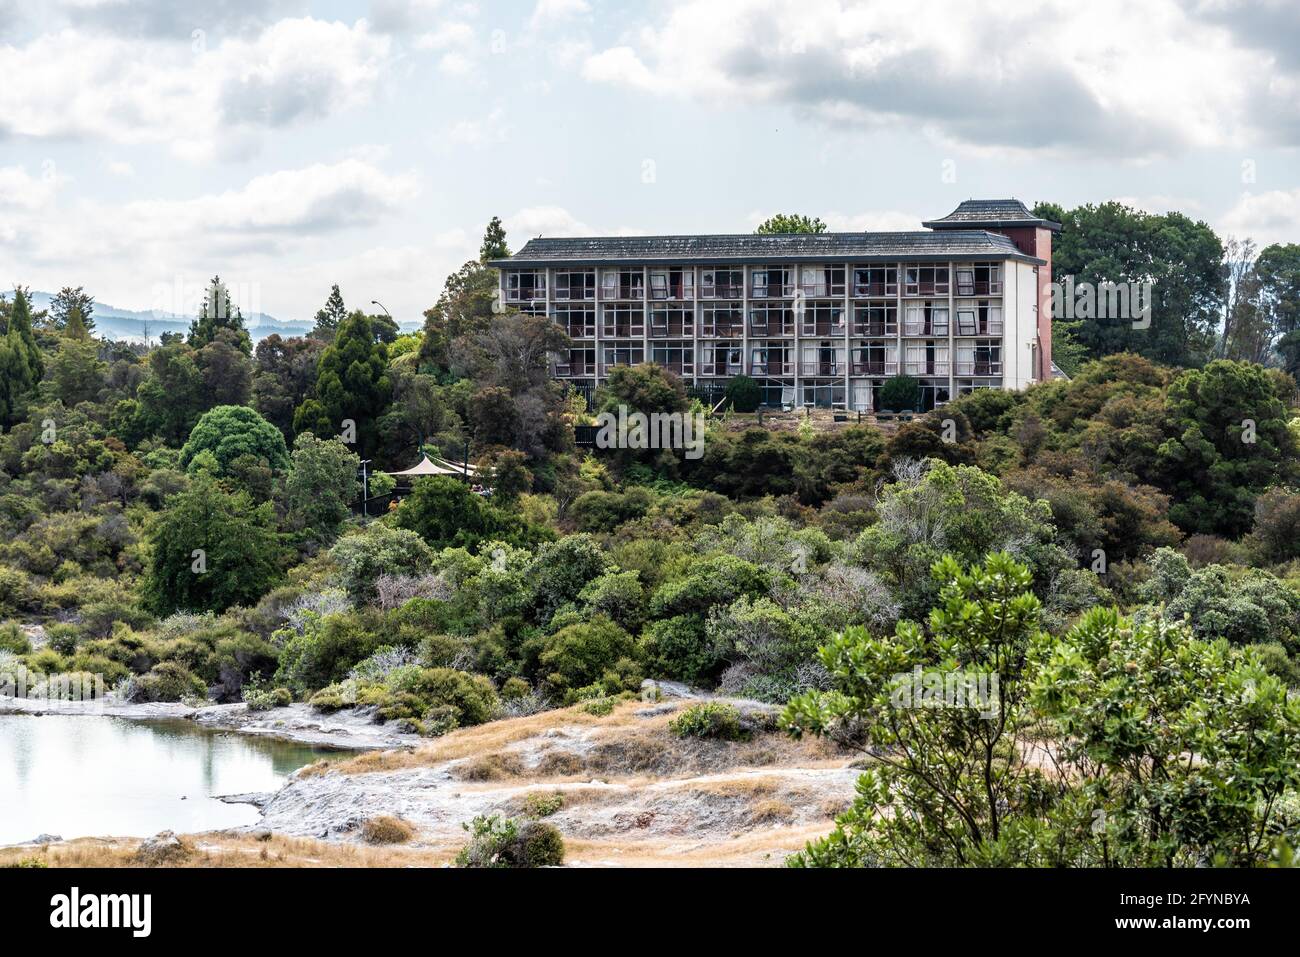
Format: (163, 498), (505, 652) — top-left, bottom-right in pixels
(489, 199), (1058, 412)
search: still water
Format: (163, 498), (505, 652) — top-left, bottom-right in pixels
(0, 714), (341, 844)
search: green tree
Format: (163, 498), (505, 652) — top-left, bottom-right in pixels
(284, 433), (362, 546)
(724, 374), (762, 412)
(1254, 243), (1300, 374)
(179, 405), (290, 476)
(330, 524), (433, 603)
(134, 339), (207, 444)
(49, 286), (95, 335)
(252, 334), (325, 439)
(394, 475), (547, 552)
(142, 475), (284, 615)
(878, 375), (920, 411)
(784, 554), (1046, 866)
(1155, 360), (1298, 536)
(188, 276), (251, 355)
(1034, 607), (1300, 866)
(295, 311), (391, 458)
(44, 338), (107, 407)
(1035, 201), (1224, 367)
(785, 555), (1300, 867)
(311, 284), (348, 341)
(596, 363), (688, 416)
(419, 219), (508, 374)
(0, 288), (44, 426)
(755, 214), (827, 235)
(480, 216), (510, 262)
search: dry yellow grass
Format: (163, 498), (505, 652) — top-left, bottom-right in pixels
(0, 834), (456, 869)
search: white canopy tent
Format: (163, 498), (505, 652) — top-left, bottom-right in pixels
(383, 455), (478, 479)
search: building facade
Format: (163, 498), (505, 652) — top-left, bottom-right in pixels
(490, 199), (1058, 412)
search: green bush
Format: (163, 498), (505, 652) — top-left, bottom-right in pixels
(725, 375), (763, 413)
(536, 616), (637, 696)
(669, 701), (747, 741)
(274, 610), (385, 694)
(522, 792), (564, 818)
(130, 661), (207, 703)
(878, 375), (920, 412)
(455, 815), (565, 868)
(243, 679), (293, 711)
(0, 623), (31, 655)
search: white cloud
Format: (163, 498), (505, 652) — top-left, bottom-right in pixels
(443, 108), (509, 147)
(414, 20), (475, 49)
(531, 0), (591, 28)
(0, 18), (390, 161)
(1219, 189), (1300, 247)
(579, 0), (1300, 158)
(0, 165), (63, 211)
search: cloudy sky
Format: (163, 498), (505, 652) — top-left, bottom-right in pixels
(1, 0), (1297, 324)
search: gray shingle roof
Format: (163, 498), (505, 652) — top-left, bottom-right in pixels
(491, 229), (1043, 268)
(923, 199), (1061, 232)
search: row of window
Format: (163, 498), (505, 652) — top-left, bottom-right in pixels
(555, 341), (1003, 378)
(505, 263), (1003, 302)
(549, 301), (1003, 338)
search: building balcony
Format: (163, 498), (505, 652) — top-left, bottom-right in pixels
(955, 320), (1004, 336)
(903, 323), (949, 337)
(801, 320), (847, 337)
(700, 284), (744, 299)
(851, 360), (899, 376)
(649, 322), (693, 338)
(601, 325), (644, 339)
(853, 281), (898, 297)
(698, 361), (744, 376)
(648, 283), (693, 301)
(750, 360), (795, 376)
(699, 322), (745, 338)
(800, 361), (844, 377)
(956, 280), (1003, 296)
(905, 361), (950, 376)
(750, 284), (796, 299)
(954, 361), (1003, 376)
(903, 281), (950, 297)
(505, 289), (546, 303)
(798, 282), (847, 298)
(853, 322), (897, 337)
(748, 322), (795, 337)
(555, 362), (595, 377)
(652, 360), (694, 376)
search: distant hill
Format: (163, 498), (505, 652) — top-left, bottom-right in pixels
(12, 290), (305, 344)
(9, 291), (418, 344)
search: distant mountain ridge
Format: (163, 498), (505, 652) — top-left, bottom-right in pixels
(9, 290), (422, 344)
(10, 289), (311, 343)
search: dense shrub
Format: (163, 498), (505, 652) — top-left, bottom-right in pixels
(129, 661), (207, 703)
(455, 815), (565, 868)
(535, 616), (638, 697)
(0, 623), (31, 655)
(669, 701), (747, 741)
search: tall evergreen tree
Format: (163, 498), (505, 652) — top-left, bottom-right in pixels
(49, 286), (96, 335)
(0, 287), (43, 425)
(189, 275), (251, 354)
(294, 312), (391, 458)
(311, 284), (348, 341)
(480, 216), (510, 262)
(419, 219), (509, 374)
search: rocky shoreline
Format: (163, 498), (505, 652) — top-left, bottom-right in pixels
(0, 694), (424, 751)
